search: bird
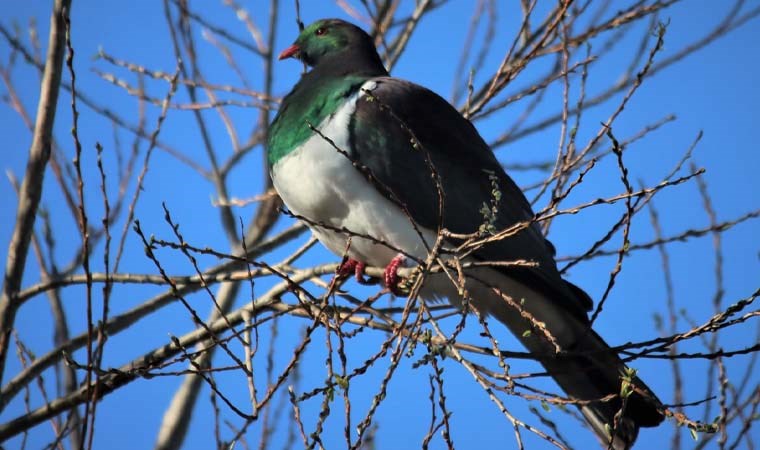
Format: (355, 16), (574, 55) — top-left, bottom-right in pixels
(267, 18), (664, 449)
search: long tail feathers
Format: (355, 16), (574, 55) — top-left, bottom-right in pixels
(540, 328), (663, 449)
(481, 282), (664, 449)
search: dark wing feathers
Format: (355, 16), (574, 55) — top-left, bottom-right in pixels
(349, 77), (592, 319)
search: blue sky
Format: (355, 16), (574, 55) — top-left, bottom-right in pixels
(1, 1), (759, 449)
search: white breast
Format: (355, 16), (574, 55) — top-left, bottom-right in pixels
(271, 80), (436, 267)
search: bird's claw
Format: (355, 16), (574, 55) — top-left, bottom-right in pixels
(384, 254), (407, 296)
(337, 256), (409, 294)
(338, 258), (376, 285)
(337, 258), (358, 277)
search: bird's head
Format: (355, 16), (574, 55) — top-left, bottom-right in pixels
(278, 19), (382, 69)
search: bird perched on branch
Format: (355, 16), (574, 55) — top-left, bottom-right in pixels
(267, 18), (664, 449)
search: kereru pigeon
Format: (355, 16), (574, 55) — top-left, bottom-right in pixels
(268, 18), (664, 449)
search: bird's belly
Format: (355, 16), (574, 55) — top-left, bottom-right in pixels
(271, 88), (436, 267)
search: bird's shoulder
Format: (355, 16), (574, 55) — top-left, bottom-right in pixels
(353, 77), (493, 161)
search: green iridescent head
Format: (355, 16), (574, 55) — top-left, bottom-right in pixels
(278, 19), (377, 67)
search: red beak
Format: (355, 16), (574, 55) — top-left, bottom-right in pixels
(278, 44), (300, 60)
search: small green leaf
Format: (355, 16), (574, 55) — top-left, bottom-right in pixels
(522, 330), (532, 338)
(620, 379), (632, 398)
(541, 400), (551, 412)
(334, 375), (349, 390)
(689, 428), (699, 441)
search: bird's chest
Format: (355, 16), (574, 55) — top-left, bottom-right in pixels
(271, 98), (358, 228)
(271, 89), (434, 266)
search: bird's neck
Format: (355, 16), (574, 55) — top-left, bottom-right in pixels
(313, 44), (388, 78)
(267, 54), (387, 166)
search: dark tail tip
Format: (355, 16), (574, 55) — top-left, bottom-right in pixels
(626, 388), (665, 427)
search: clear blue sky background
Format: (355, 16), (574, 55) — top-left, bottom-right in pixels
(1, 1), (758, 449)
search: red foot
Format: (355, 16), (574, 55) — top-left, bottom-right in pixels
(384, 254), (406, 296)
(338, 258), (373, 285)
(338, 258), (360, 278)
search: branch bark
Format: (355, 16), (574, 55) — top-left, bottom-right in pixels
(0, 0), (71, 387)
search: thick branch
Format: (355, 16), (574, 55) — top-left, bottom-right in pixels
(0, 0), (71, 386)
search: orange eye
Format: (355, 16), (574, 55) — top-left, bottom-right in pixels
(315, 27), (326, 36)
